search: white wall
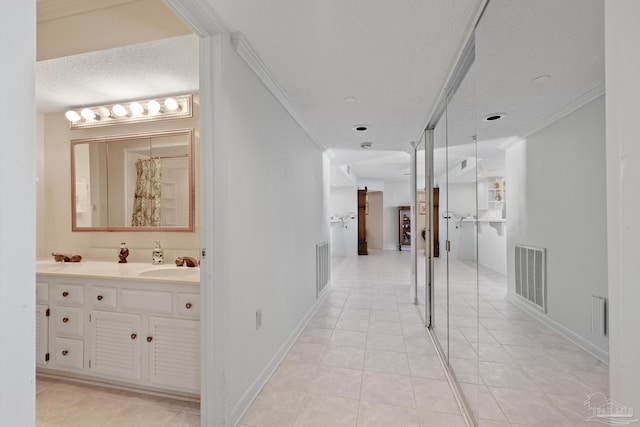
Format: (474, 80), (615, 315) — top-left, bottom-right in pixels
(477, 222), (506, 275)
(506, 96), (608, 357)
(367, 191), (384, 250)
(330, 186), (358, 256)
(36, 113), (46, 257)
(218, 34), (329, 420)
(383, 182), (411, 250)
(606, 0), (640, 413)
(0, 1), (35, 425)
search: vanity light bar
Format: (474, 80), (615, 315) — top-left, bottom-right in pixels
(65, 95), (193, 129)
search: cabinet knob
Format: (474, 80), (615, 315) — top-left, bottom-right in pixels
(130, 333), (137, 340)
(62, 350), (68, 356)
(146, 336), (153, 342)
(62, 317), (69, 323)
(97, 295), (103, 301)
(62, 291), (69, 297)
(185, 303), (192, 309)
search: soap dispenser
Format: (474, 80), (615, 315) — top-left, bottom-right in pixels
(118, 242), (129, 264)
(152, 240), (164, 265)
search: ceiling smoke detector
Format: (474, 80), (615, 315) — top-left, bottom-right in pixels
(360, 142), (373, 149)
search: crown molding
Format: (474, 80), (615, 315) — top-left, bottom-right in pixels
(231, 32), (327, 152)
(499, 83), (605, 150)
(521, 83), (605, 139)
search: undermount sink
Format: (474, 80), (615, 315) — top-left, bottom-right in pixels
(137, 267), (200, 279)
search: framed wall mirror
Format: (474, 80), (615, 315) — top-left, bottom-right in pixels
(71, 129), (195, 232)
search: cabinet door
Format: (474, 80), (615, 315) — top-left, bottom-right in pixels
(35, 304), (49, 366)
(90, 311), (141, 381)
(147, 317), (200, 393)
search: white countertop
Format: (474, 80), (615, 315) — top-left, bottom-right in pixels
(36, 260), (200, 284)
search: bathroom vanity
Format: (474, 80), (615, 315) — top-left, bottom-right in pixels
(36, 261), (200, 397)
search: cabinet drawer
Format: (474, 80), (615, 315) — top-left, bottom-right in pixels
(55, 307), (84, 338)
(91, 286), (117, 309)
(36, 282), (49, 303)
(55, 284), (84, 305)
(175, 293), (200, 318)
(54, 338), (83, 370)
(120, 289), (172, 314)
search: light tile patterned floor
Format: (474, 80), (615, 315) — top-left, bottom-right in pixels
(240, 250), (610, 427)
(427, 256), (610, 427)
(36, 376), (199, 426)
(239, 251), (465, 427)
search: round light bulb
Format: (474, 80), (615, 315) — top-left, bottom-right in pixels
(80, 108), (96, 120)
(148, 100), (161, 113)
(97, 107), (111, 119)
(65, 110), (81, 122)
(164, 97), (179, 111)
(130, 102), (144, 115)
(112, 104), (128, 117)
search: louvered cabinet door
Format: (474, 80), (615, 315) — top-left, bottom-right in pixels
(90, 311), (141, 381)
(36, 304), (49, 366)
(147, 317), (200, 393)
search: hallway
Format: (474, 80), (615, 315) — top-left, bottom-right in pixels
(239, 250), (464, 427)
(240, 250), (609, 427)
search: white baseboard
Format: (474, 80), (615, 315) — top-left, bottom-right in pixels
(230, 284), (330, 424)
(505, 293), (609, 364)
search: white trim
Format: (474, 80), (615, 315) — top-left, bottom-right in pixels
(162, 0), (228, 36)
(230, 32), (327, 152)
(230, 285), (331, 424)
(499, 85), (605, 150)
(197, 33), (229, 426)
(505, 293), (609, 364)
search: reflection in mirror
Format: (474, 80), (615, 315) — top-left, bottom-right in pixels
(432, 109), (449, 361)
(72, 129), (194, 232)
(445, 62), (480, 424)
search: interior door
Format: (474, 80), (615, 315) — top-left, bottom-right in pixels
(358, 188), (368, 255)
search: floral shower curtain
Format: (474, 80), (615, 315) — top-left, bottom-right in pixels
(131, 158), (162, 226)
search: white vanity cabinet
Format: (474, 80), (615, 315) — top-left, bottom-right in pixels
(90, 310), (142, 381)
(147, 316), (200, 391)
(36, 272), (200, 396)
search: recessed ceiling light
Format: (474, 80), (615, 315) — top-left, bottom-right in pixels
(483, 113), (506, 122)
(353, 124), (369, 132)
(533, 74), (551, 84)
(360, 142), (373, 149)
(344, 96), (357, 103)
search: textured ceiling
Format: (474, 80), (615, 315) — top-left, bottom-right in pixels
(36, 34), (199, 112)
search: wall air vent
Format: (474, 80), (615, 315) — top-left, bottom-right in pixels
(514, 244), (547, 312)
(316, 242), (330, 298)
